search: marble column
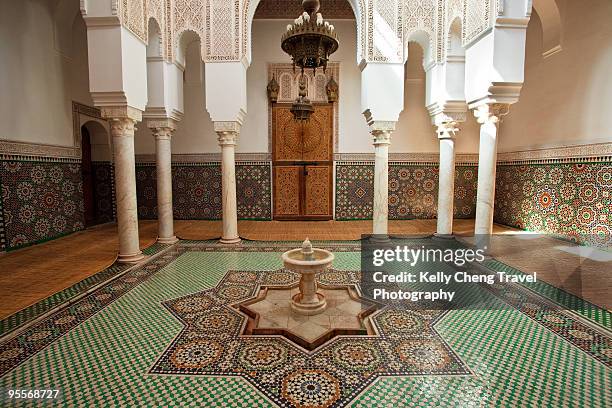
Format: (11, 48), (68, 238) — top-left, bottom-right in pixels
(473, 104), (508, 245)
(371, 123), (394, 238)
(106, 108), (145, 263)
(215, 122), (241, 244)
(148, 119), (178, 244)
(435, 121), (458, 236)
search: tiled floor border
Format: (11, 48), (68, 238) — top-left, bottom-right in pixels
(0, 239), (609, 378)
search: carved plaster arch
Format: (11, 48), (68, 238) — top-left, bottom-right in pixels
(446, 16), (464, 59)
(147, 17), (164, 58)
(175, 29), (204, 68)
(404, 29), (435, 68)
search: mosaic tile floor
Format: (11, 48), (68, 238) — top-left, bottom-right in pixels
(0, 240), (610, 407)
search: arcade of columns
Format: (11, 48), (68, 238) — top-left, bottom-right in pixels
(81, 0), (532, 262)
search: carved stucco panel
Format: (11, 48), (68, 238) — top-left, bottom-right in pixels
(205, 0), (240, 61)
(173, 0), (205, 57)
(402, 0), (438, 62)
(122, 0), (147, 42)
(369, 0), (403, 63)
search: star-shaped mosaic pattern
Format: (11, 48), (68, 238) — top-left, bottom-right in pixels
(150, 268), (471, 407)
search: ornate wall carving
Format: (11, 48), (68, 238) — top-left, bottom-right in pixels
(402, 0), (438, 62)
(173, 0), (205, 59)
(268, 63), (340, 153)
(463, 0), (490, 45)
(108, 0), (501, 65)
(205, 0), (241, 61)
(369, 0), (403, 62)
(268, 63), (340, 104)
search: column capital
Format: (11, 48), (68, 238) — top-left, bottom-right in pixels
(147, 118), (178, 140)
(369, 121), (395, 146)
(217, 131), (239, 146)
(214, 121), (242, 134)
(100, 106), (142, 122)
(108, 117), (137, 138)
(473, 103), (510, 125)
(372, 130), (392, 146)
(436, 122), (459, 140)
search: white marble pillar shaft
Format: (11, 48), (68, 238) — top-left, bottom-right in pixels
(474, 104), (506, 241)
(436, 125), (457, 236)
(372, 129), (392, 237)
(110, 118), (145, 263)
(150, 124), (178, 244)
(217, 129), (241, 244)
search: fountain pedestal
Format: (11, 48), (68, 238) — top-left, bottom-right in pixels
(282, 239), (334, 315)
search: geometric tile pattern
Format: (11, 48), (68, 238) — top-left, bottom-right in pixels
(135, 163), (272, 220)
(495, 162), (612, 246)
(0, 241), (610, 407)
(335, 164), (478, 220)
(0, 242), (171, 338)
(485, 258), (611, 330)
(150, 268), (470, 407)
(0, 160), (85, 250)
(91, 161), (115, 223)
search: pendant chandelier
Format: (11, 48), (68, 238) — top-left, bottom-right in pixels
(289, 77), (314, 121)
(281, 0), (339, 121)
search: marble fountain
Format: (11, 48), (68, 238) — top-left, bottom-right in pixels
(237, 239), (380, 350)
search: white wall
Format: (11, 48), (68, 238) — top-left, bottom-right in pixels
(0, 0), (92, 147)
(135, 19), (373, 156)
(499, 0), (612, 152)
(395, 43), (481, 154)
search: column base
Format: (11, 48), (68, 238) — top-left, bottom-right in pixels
(220, 237), (242, 245)
(368, 234), (390, 244)
(117, 251), (147, 264)
(157, 236), (179, 245)
(433, 233), (455, 240)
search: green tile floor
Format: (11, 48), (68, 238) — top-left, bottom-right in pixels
(0, 247), (610, 407)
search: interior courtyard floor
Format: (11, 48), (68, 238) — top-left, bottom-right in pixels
(1, 219), (609, 321)
(0, 239), (609, 406)
(0, 219), (508, 319)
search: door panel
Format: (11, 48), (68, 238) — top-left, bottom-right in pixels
(272, 104), (333, 220)
(305, 165), (332, 216)
(272, 108), (302, 162)
(273, 166), (301, 218)
(302, 106), (333, 162)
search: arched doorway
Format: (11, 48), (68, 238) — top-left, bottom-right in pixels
(81, 125), (95, 226)
(80, 120), (109, 227)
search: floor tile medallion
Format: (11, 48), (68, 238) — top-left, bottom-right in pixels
(150, 266), (470, 407)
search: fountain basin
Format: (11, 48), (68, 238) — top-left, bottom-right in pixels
(282, 240), (334, 315)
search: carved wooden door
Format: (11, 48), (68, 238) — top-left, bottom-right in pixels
(272, 104), (333, 220)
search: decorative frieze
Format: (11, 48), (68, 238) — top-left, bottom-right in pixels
(134, 153), (271, 163)
(334, 152), (480, 164)
(498, 143), (612, 165)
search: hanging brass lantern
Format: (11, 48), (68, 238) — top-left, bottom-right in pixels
(281, 0), (339, 74)
(282, 0), (339, 121)
(290, 77), (314, 122)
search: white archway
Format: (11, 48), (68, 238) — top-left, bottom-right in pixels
(243, 0), (366, 65)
